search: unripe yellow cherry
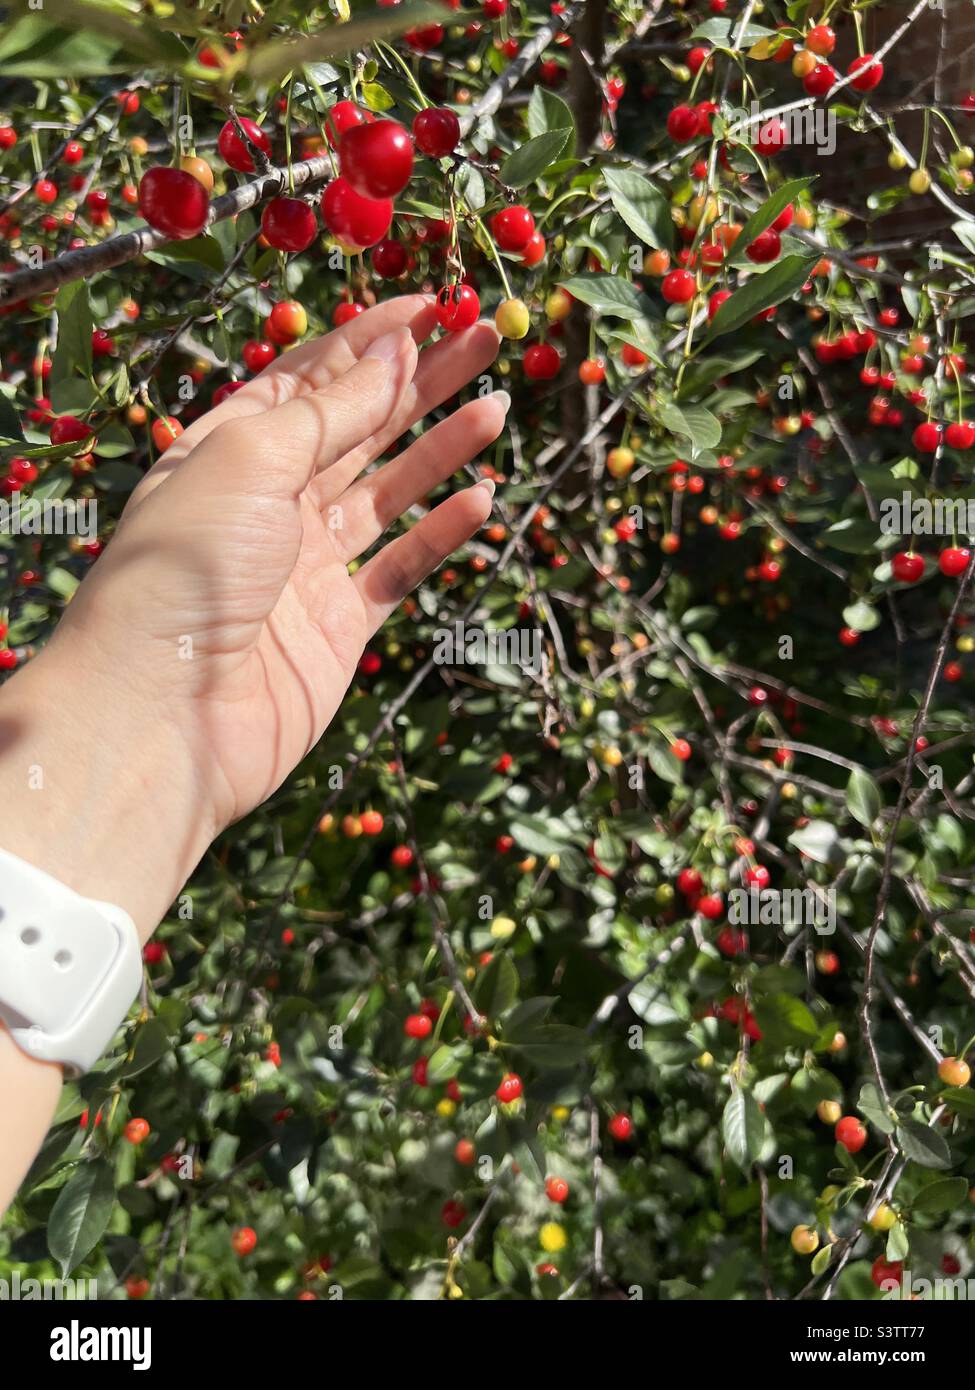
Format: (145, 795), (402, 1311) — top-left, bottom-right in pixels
(869, 1202), (897, 1231)
(909, 167), (931, 194)
(545, 289), (571, 322)
(495, 297), (530, 339)
(817, 1100), (842, 1124)
(888, 149), (907, 170)
(938, 1056), (971, 1088)
(791, 1225), (819, 1254)
(606, 446), (635, 478)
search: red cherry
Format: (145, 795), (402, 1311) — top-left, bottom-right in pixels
(892, 551), (925, 583)
(0, 126), (17, 151)
(687, 46), (711, 74)
(939, 547), (971, 577)
(871, 1256), (903, 1288)
(213, 380), (246, 406)
(677, 867), (702, 896)
(944, 660), (963, 683)
(803, 62), (837, 97)
(390, 844), (414, 869)
(339, 120), (414, 199)
(771, 203), (794, 232)
(698, 893), (724, 920)
(848, 54), (883, 91)
(746, 228), (781, 264)
(806, 24), (836, 56)
(436, 283), (480, 331)
(333, 302), (365, 327)
(839, 627), (860, 647)
(413, 107), (461, 157)
(34, 178), (58, 204)
(321, 177), (392, 249)
(744, 865), (770, 889)
(671, 738), (692, 761)
(835, 1115), (867, 1153)
(620, 344), (648, 367)
(324, 100), (371, 150)
(913, 421), (942, 452)
(756, 118), (788, 154)
(124, 1118), (150, 1145)
(666, 105), (701, 142)
(523, 343), (561, 380)
(520, 231), (547, 266)
(491, 204), (535, 252)
(441, 1199), (466, 1228)
(372, 238), (408, 278)
(708, 289), (732, 320)
(138, 166), (209, 239)
(579, 357), (606, 385)
(143, 941), (166, 966)
(406, 24), (445, 52)
(545, 1176), (569, 1203)
(404, 1013), (432, 1039)
(483, 0), (507, 15)
(232, 1226), (258, 1256)
(496, 1073), (523, 1103)
(243, 339), (276, 373)
(945, 420), (975, 449)
(261, 197), (317, 252)
(0, 649), (19, 670)
(50, 414), (93, 448)
(662, 269), (696, 303)
(455, 1139), (476, 1166)
(217, 117), (271, 173)
(747, 685), (768, 706)
(269, 300), (307, 342)
(360, 809), (384, 835)
(608, 1112), (633, 1141)
(716, 926), (748, 957)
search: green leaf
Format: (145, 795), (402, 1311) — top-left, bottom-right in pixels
(604, 166), (673, 251)
(886, 1220), (910, 1262)
(787, 818), (839, 865)
(47, 1160), (115, 1277)
(704, 255), (818, 341)
(504, 1025), (590, 1069)
(557, 273), (646, 320)
(146, 235), (226, 275)
(361, 81), (395, 112)
(527, 88), (575, 143)
(500, 129), (572, 188)
(842, 600), (881, 633)
(846, 768), (882, 829)
(857, 1082), (895, 1135)
(752, 994), (819, 1048)
(912, 1176), (969, 1213)
(690, 16), (776, 45)
(0, 390), (25, 443)
(721, 1089), (765, 1169)
(474, 953), (519, 1019)
(119, 1020), (171, 1078)
(50, 281), (93, 399)
(659, 402), (722, 450)
(896, 1118), (953, 1169)
(426, 1043), (466, 1083)
(811, 1244), (832, 1276)
(727, 179), (815, 267)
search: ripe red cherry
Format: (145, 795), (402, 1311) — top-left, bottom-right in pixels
(232, 1226), (258, 1256)
(360, 809), (383, 835)
(520, 231), (547, 266)
(50, 414), (93, 448)
(491, 204), (535, 252)
(413, 106), (461, 157)
(436, 283), (480, 331)
(677, 867), (702, 896)
(708, 289), (732, 320)
(0, 126), (17, 151)
(806, 24), (836, 56)
(671, 738), (692, 761)
(745, 865), (770, 889)
(483, 0), (507, 15)
(125, 1276), (150, 1300)
(848, 54), (883, 91)
(839, 626), (860, 647)
(217, 117), (271, 173)
(662, 269), (696, 303)
(441, 1200), (466, 1228)
(35, 178), (58, 204)
(871, 1256), (903, 1288)
(608, 1112), (633, 1141)
(496, 1073), (523, 1103)
(717, 926), (748, 957)
(620, 344), (648, 367)
(748, 686), (768, 706)
(261, 197), (317, 251)
(523, 343), (561, 380)
(325, 100), (371, 149)
(771, 203), (794, 232)
(939, 547), (971, 577)
(138, 166), (209, 239)
(0, 649), (18, 670)
(390, 844), (414, 869)
(687, 46), (711, 74)
(835, 1115), (867, 1153)
(243, 339), (276, 373)
(339, 120), (414, 199)
(213, 380), (246, 406)
(698, 893), (724, 920)
(404, 1013), (432, 1039)
(269, 300), (307, 342)
(803, 62), (837, 97)
(545, 1176), (569, 1203)
(455, 1139), (476, 1166)
(579, 357), (606, 385)
(666, 105), (701, 142)
(756, 118), (788, 154)
(746, 228), (781, 264)
(321, 177), (392, 248)
(892, 551), (924, 583)
(945, 420), (975, 449)
(944, 660), (963, 682)
(913, 421), (942, 452)
(372, 238), (408, 278)
(124, 1118), (150, 1145)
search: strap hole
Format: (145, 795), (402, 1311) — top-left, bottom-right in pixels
(54, 949), (73, 970)
(21, 927), (40, 946)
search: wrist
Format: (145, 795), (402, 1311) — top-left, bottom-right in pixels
(0, 645), (217, 942)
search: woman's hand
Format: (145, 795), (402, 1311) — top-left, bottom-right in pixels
(0, 294), (507, 938)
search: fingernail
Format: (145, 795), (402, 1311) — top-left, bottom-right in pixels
(366, 327), (410, 366)
(491, 389), (511, 414)
(476, 478), (496, 499)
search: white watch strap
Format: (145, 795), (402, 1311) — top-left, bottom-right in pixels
(0, 847), (142, 1077)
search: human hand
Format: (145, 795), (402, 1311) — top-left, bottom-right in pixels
(0, 293), (507, 937)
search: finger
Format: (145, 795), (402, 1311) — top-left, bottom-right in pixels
(165, 327), (418, 506)
(352, 480), (496, 631)
(331, 391), (510, 563)
(309, 319), (501, 507)
(126, 295), (438, 507)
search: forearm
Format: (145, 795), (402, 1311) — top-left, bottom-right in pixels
(0, 643), (217, 1213)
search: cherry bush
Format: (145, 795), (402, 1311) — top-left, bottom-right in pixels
(1, 0), (975, 1302)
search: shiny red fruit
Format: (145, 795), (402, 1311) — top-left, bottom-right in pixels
(436, 283), (480, 331)
(835, 1115), (867, 1153)
(608, 1112), (633, 1141)
(545, 1176), (569, 1203)
(413, 106), (461, 157)
(321, 178), (392, 249)
(871, 1256), (903, 1288)
(261, 196), (317, 252)
(339, 120), (414, 199)
(138, 166), (209, 239)
(243, 339), (276, 373)
(677, 867), (702, 896)
(662, 269), (696, 303)
(939, 547), (971, 577)
(325, 100), (371, 150)
(913, 421), (942, 452)
(372, 238), (408, 278)
(50, 414), (93, 447)
(491, 204), (535, 252)
(945, 420), (975, 449)
(803, 63), (837, 97)
(848, 54), (883, 91)
(892, 551), (924, 583)
(404, 1013), (432, 1039)
(523, 343), (561, 379)
(667, 105), (701, 142)
(217, 117), (271, 173)
(232, 1226), (258, 1256)
(496, 1073), (523, 1103)
(746, 228), (781, 264)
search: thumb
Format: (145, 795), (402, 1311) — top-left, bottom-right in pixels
(170, 326), (417, 506)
